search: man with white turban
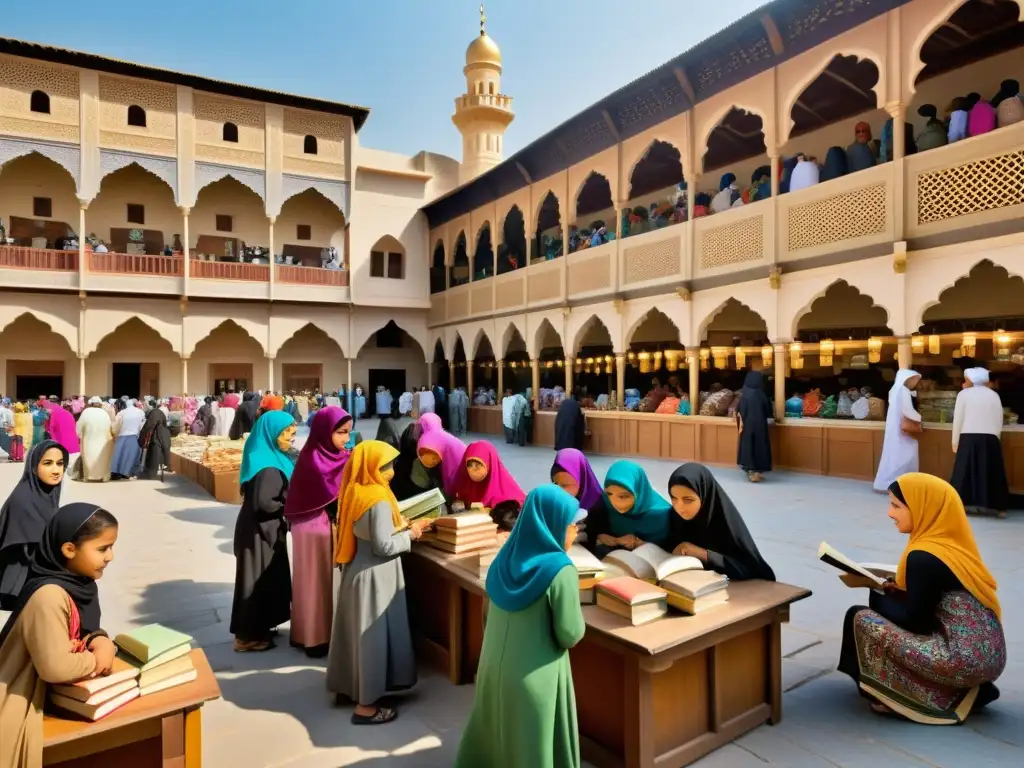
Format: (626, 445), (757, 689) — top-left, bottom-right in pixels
(951, 367), (1008, 517)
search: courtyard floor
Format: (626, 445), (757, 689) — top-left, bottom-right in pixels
(2, 428), (1021, 767)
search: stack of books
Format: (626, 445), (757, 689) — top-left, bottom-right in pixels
(49, 656), (141, 721)
(421, 511), (499, 555)
(660, 570), (729, 614)
(568, 544), (608, 605)
(594, 576), (669, 625)
(115, 624), (197, 697)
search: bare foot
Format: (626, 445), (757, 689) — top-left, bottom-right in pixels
(354, 704), (377, 717)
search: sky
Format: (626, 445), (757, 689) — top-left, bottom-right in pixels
(2, 0), (771, 159)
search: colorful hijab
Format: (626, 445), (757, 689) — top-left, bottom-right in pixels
(0, 440), (68, 551)
(284, 406), (351, 521)
(222, 392), (241, 409)
(551, 448), (603, 510)
(452, 441), (525, 508)
(602, 460), (672, 543)
(667, 463), (775, 581)
(239, 410), (295, 486)
(0, 503), (107, 647)
(260, 394), (285, 412)
(334, 441), (401, 565)
(42, 399), (80, 455)
(417, 426), (466, 494)
(893, 473), (1000, 619)
(486, 485), (583, 612)
(419, 412), (443, 434)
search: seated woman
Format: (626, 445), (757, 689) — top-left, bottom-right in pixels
(550, 448), (603, 547)
(665, 463), (775, 581)
(416, 426), (466, 497)
(452, 441), (525, 531)
(591, 460), (672, 557)
(456, 485), (586, 768)
(838, 473), (1005, 724)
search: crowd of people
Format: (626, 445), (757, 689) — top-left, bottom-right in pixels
(0, 379), (1009, 766)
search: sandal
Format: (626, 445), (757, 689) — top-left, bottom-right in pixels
(869, 702), (902, 719)
(233, 639), (273, 653)
(351, 706), (398, 725)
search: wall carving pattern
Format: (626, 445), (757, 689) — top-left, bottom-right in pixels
(917, 149), (1024, 225)
(194, 162), (266, 203)
(0, 56), (79, 124)
(788, 183), (887, 251)
(195, 143), (264, 168)
(193, 93), (264, 163)
(282, 155), (345, 179)
(700, 216), (764, 270)
(99, 130), (176, 157)
(0, 116), (79, 144)
(283, 108), (345, 167)
(624, 236), (681, 284)
(0, 137), (81, 191)
(98, 75), (176, 139)
(569, 254), (611, 294)
(99, 150), (178, 201)
(280, 174), (348, 217)
(528, 271), (561, 303)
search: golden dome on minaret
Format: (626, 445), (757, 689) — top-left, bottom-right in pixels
(465, 4), (502, 67)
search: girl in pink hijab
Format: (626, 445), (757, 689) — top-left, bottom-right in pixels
(452, 441), (525, 529)
(417, 427), (466, 496)
(40, 399), (79, 466)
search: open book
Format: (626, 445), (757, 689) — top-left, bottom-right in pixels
(818, 542), (896, 587)
(603, 543), (705, 582)
(398, 487), (446, 521)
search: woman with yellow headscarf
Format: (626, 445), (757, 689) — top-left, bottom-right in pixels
(838, 473), (1005, 724)
(326, 440), (432, 725)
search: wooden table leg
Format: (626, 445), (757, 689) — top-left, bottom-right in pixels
(184, 707), (203, 768)
(447, 580), (464, 685)
(768, 617), (783, 725)
(161, 711), (185, 768)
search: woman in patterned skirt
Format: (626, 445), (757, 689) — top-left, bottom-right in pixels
(838, 473), (1005, 724)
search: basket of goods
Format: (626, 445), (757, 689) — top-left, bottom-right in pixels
(676, 395), (691, 415)
(655, 396), (681, 415)
(820, 394), (838, 419)
(802, 389), (823, 417)
(785, 395), (804, 418)
(836, 390), (853, 418)
(867, 396), (886, 421)
(700, 388), (733, 416)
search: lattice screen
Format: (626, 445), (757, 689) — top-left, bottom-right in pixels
(917, 150), (1024, 224)
(700, 216), (764, 269)
(529, 272), (561, 303)
(624, 236), (681, 284)
(569, 254), (611, 294)
(788, 183), (886, 251)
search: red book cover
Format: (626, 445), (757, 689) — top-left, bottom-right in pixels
(595, 576), (667, 605)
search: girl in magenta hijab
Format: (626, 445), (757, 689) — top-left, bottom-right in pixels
(551, 448), (604, 549)
(283, 405), (352, 657)
(417, 427), (466, 496)
(453, 441), (525, 529)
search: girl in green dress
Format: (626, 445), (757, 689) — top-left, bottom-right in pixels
(456, 485), (586, 768)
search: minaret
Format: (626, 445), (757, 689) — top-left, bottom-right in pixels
(452, 4), (514, 184)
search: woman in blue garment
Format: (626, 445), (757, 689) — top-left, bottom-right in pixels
(588, 460), (673, 556)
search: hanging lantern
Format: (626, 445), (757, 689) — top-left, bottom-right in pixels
(627, 351), (636, 363)
(605, 354), (614, 366)
(761, 344), (773, 367)
(638, 351), (652, 374)
(928, 334), (941, 355)
(712, 346), (729, 369)
(961, 333), (977, 357)
(664, 349), (680, 372)
(699, 348), (710, 371)
(789, 342), (803, 370)
(545, 360), (554, 369)
(574, 358), (583, 374)
(819, 339), (834, 367)
(911, 335), (925, 354)
(556, 358), (564, 368)
(734, 346), (746, 369)
(996, 331), (1012, 361)
(868, 337), (882, 364)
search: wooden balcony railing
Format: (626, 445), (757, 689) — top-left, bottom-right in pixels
(277, 264), (349, 286)
(189, 259), (270, 281)
(89, 251), (183, 276)
(0, 246), (78, 271)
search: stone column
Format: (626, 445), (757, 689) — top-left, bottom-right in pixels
(347, 358), (353, 393)
(181, 356), (189, 396)
(564, 356), (574, 396)
(180, 206), (191, 290)
(268, 215), (276, 299)
(686, 350), (699, 410)
(773, 344), (787, 422)
(78, 201), (88, 286)
(887, 102), (907, 241)
(531, 359), (540, 410)
(466, 360), (475, 398)
(267, 354), (275, 391)
(615, 354), (626, 405)
(897, 336), (912, 370)
(449, 362), (456, 391)
(496, 359), (504, 396)
(427, 361), (434, 389)
(78, 354), (86, 395)
(769, 154), (780, 199)
(615, 201), (626, 241)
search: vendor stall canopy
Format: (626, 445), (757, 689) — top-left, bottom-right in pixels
(423, 0), (911, 228)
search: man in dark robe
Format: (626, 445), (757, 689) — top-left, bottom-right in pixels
(554, 395), (586, 451)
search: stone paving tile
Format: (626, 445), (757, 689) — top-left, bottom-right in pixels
(4, 431), (1020, 767)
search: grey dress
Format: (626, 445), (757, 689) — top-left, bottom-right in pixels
(326, 500), (417, 704)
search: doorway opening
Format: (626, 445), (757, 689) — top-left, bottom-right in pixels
(16, 375), (63, 401)
(111, 363), (141, 399)
(368, 369), (406, 416)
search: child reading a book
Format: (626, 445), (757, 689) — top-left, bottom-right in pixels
(665, 463), (775, 581)
(0, 503), (118, 768)
(452, 441), (525, 531)
(416, 423), (466, 496)
(456, 485), (586, 768)
(589, 461), (672, 557)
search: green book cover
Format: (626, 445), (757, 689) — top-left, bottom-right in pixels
(114, 624), (193, 664)
(398, 487), (446, 521)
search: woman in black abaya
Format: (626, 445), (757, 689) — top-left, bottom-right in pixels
(230, 393), (260, 440)
(736, 370), (772, 482)
(666, 463), (775, 581)
(138, 405), (171, 480)
(553, 395), (585, 451)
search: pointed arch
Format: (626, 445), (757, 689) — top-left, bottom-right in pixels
(626, 306), (682, 348)
(193, 163), (265, 203)
(85, 314), (180, 356)
(498, 318), (528, 358)
(0, 140), (81, 192)
(700, 106), (766, 174)
(783, 54), (883, 144)
(98, 154), (178, 200)
(93, 317), (176, 357)
(276, 322), (344, 356)
(449, 230), (470, 287)
(571, 314), (614, 357)
(533, 191), (561, 236)
(532, 317), (564, 359)
(186, 318), (267, 357)
(474, 221), (494, 280)
(272, 320), (346, 358)
(794, 280), (892, 338)
(627, 140), (685, 201)
(452, 332), (467, 362)
(430, 239), (447, 294)
(574, 172), (613, 221)
(0, 310), (78, 355)
(470, 328), (495, 360)
(499, 205), (527, 274)
(351, 320), (426, 360)
(698, 298), (769, 342)
(916, 258), (1024, 330)
(278, 178), (347, 216)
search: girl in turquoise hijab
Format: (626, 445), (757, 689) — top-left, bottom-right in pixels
(593, 460), (672, 555)
(239, 410), (296, 487)
(459, 485), (585, 768)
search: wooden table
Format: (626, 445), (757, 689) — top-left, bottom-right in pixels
(43, 649), (221, 767)
(573, 581), (810, 768)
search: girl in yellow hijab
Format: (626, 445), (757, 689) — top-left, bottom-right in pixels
(326, 440), (432, 725)
(838, 473), (1005, 725)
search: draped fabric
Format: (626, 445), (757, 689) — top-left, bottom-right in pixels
(334, 441), (401, 565)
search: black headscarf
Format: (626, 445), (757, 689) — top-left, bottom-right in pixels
(0, 502), (106, 647)
(554, 397), (585, 451)
(0, 439), (68, 551)
(230, 395), (260, 440)
(666, 463), (775, 581)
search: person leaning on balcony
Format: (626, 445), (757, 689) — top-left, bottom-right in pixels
(93, 241), (107, 253)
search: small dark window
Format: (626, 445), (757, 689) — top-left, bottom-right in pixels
(303, 135), (318, 155)
(216, 215), (233, 232)
(127, 105), (147, 127)
(30, 90), (50, 114)
(488, 83), (495, 95)
(370, 250), (385, 277)
(223, 122), (238, 142)
(126, 204), (145, 225)
(296, 224), (311, 241)
(33, 197), (52, 218)
(387, 252), (403, 279)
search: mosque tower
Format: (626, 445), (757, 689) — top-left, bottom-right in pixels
(452, 4), (514, 184)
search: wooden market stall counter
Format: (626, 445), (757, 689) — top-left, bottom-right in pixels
(404, 546), (810, 768)
(43, 649), (220, 767)
(468, 407), (1024, 490)
(169, 451), (242, 504)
